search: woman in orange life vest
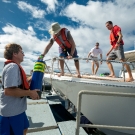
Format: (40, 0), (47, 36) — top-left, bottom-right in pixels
(40, 22), (81, 78)
(105, 21), (133, 82)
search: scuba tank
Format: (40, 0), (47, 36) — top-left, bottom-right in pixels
(30, 60), (46, 98)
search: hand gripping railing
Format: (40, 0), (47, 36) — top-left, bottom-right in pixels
(75, 90), (135, 135)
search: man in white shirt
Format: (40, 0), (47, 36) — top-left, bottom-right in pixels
(86, 42), (103, 75)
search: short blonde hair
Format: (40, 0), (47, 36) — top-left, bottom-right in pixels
(4, 43), (22, 60)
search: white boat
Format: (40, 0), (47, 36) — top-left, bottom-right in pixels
(44, 50), (135, 134)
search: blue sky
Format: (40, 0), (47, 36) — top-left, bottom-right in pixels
(0, 0), (135, 75)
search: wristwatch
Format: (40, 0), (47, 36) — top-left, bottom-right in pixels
(41, 54), (45, 57)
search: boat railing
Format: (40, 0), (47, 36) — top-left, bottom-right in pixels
(44, 57), (134, 82)
(75, 90), (135, 135)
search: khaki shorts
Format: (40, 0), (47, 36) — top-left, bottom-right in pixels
(90, 56), (98, 63)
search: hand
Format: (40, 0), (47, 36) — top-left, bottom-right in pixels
(29, 89), (40, 100)
(114, 44), (118, 50)
(27, 76), (32, 85)
(67, 55), (72, 59)
(86, 60), (89, 63)
(106, 52), (110, 56)
(100, 61), (102, 64)
(38, 54), (44, 60)
(114, 42), (120, 50)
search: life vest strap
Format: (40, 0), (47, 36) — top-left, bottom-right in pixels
(54, 28), (72, 49)
(4, 60), (29, 90)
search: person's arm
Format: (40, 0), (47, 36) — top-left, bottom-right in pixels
(87, 52), (91, 58)
(115, 31), (123, 47)
(4, 87), (39, 100)
(67, 32), (75, 56)
(86, 52), (91, 62)
(100, 54), (102, 64)
(42, 38), (54, 57)
(106, 46), (113, 56)
(27, 76), (32, 82)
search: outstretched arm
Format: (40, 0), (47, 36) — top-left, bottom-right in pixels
(42, 38), (54, 57)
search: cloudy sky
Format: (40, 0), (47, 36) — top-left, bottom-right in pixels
(0, 0), (135, 76)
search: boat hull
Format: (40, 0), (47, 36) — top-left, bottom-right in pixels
(44, 74), (135, 134)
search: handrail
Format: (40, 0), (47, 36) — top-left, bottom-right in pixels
(75, 90), (135, 135)
(44, 57), (134, 82)
(52, 57), (133, 65)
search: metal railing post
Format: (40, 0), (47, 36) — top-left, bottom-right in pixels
(75, 91), (83, 135)
(122, 63), (125, 82)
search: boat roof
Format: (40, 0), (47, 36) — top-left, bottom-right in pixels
(124, 50), (135, 62)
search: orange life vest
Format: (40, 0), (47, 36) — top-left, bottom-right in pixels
(53, 28), (72, 49)
(110, 25), (124, 46)
(4, 60), (29, 90)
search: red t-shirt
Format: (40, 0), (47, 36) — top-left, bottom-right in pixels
(110, 25), (124, 48)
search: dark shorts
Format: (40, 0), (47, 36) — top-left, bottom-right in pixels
(0, 112), (29, 135)
(59, 47), (78, 58)
(108, 45), (125, 60)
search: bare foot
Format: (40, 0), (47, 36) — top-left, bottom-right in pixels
(58, 73), (64, 77)
(108, 75), (116, 78)
(77, 74), (81, 78)
(125, 78), (134, 82)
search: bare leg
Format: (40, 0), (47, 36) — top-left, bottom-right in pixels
(74, 61), (81, 78)
(58, 59), (64, 77)
(91, 62), (94, 75)
(120, 59), (134, 82)
(106, 58), (115, 77)
(94, 62), (99, 75)
(24, 129), (28, 135)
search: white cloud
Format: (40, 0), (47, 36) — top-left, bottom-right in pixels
(0, 24), (61, 75)
(62, 0), (135, 31)
(41, 0), (58, 12)
(61, 0), (135, 51)
(2, 0), (11, 3)
(1, 0), (135, 77)
(58, 0), (135, 75)
(17, 1), (46, 18)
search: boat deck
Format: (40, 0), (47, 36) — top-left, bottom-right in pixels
(46, 72), (135, 83)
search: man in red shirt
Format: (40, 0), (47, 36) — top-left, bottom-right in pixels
(105, 21), (133, 82)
